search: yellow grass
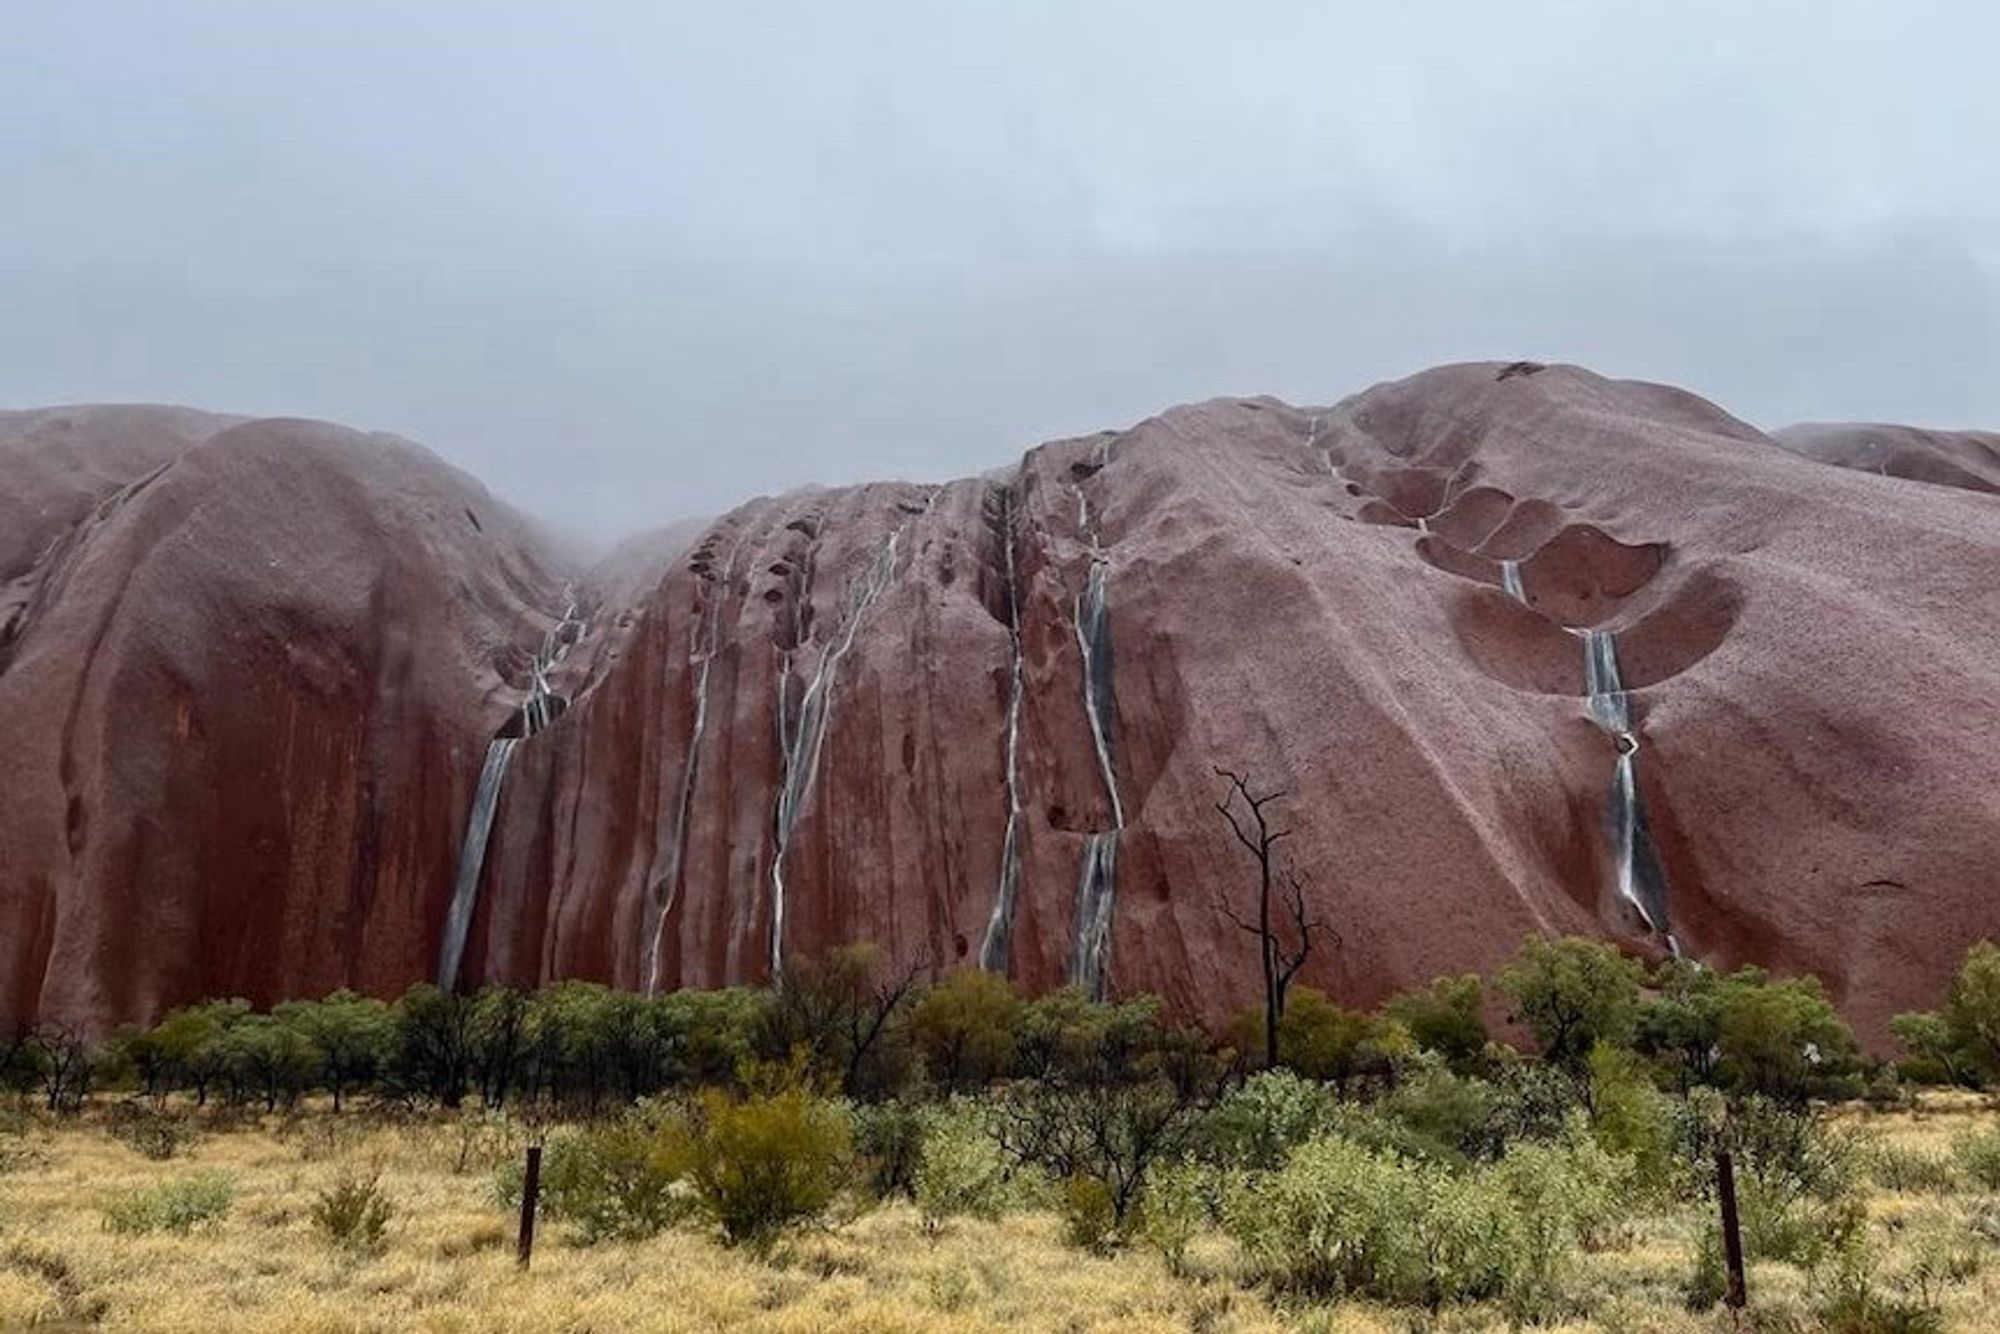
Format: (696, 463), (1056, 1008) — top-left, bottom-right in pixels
(0, 1097), (1997, 1332)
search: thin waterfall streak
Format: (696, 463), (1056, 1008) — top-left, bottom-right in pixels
(1068, 474), (1125, 999)
(1070, 832), (1118, 998)
(1501, 559), (1526, 604)
(1074, 561), (1125, 829)
(979, 487), (1027, 973)
(769, 516), (915, 977)
(1584, 628), (1631, 737)
(645, 640), (716, 996)
(1581, 628), (1670, 939)
(437, 737), (520, 988)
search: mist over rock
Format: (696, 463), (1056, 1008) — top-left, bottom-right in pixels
(4, 362), (1997, 1044)
(1775, 421), (2000, 495)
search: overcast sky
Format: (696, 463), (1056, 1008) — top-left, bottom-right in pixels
(5, 2), (1998, 542)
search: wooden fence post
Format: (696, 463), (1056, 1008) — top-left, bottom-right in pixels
(517, 1142), (543, 1270)
(1717, 1148), (1747, 1309)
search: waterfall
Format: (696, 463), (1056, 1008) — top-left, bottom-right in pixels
(1579, 628), (1672, 944)
(1500, 559), (1526, 604)
(1583, 628), (1631, 735)
(643, 603), (722, 994)
(978, 487), (1027, 974)
(769, 516), (915, 976)
(437, 737), (519, 988)
(1070, 832), (1118, 996)
(437, 587), (586, 989)
(1068, 475), (1125, 999)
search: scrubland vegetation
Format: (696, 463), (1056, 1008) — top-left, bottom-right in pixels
(8, 938), (2000, 1330)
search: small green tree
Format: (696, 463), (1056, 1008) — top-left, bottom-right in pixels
(915, 1103), (1012, 1234)
(1891, 1010), (1975, 1087)
(225, 1015), (320, 1110)
(1386, 974), (1489, 1073)
(1711, 968), (1860, 1105)
(388, 983), (477, 1107)
(274, 992), (390, 1111)
(1938, 941), (2000, 1083)
(663, 1083), (854, 1253)
(1277, 987), (1409, 1096)
(1497, 936), (1643, 1073)
(909, 969), (1020, 1092)
(149, 1000), (250, 1105)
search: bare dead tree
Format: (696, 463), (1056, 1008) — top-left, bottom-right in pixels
(1214, 766), (1329, 1068)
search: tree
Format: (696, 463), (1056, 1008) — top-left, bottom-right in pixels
(764, 942), (922, 1099)
(275, 992), (391, 1111)
(909, 969), (1021, 1091)
(1890, 1010), (1975, 1087)
(31, 1024), (96, 1113)
(1710, 968), (1859, 1105)
(388, 983), (478, 1107)
(1497, 936), (1643, 1074)
(226, 1014), (320, 1110)
(1214, 766), (1329, 1069)
(657, 987), (769, 1089)
(1636, 958), (1724, 1092)
(1386, 974), (1490, 1072)
(149, 1000), (250, 1104)
(1275, 987), (1410, 1096)
(1939, 940), (2000, 1081)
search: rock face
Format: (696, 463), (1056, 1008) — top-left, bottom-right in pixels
(5, 364), (1999, 1043)
(1776, 422), (2000, 495)
(0, 408), (564, 1028)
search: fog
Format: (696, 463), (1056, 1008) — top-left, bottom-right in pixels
(5, 2), (1997, 542)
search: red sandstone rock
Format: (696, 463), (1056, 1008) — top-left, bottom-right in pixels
(1776, 421), (2000, 494)
(6, 366), (2000, 1046)
(0, 410), (566, 1026)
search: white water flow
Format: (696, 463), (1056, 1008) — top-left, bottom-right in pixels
(643, 554), (733, 994)
(1069, 473), (1126, 999)
(1580, 628), (1672, 945)
(437, 588), (586, 988)
(437, 737), (519, 988)
(1500, 559), (1527, 604)
(769, 517), (915, 976)
(978, 487), (1027, 973)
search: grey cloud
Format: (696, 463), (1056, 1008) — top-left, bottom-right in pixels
(3, 2), (1997, 545)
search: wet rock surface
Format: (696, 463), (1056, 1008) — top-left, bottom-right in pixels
(5, 363), (1998, 1044)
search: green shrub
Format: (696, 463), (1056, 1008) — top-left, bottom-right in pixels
(1410, 1168), (1519, 1308)
(852, 1099), (926, 1201)
(1136, 1160), (1208, 1274)
(104, 1103), (200, 1161)
(1818, 1289), (1947, 1334)
(102, 1172), (234, 1234)
(1221, 1133), (1423, 1300)
(495, 1117), (688, 1244)
(1952, 1124), (2000, 1190)
(1684, 1225), (1729, 1311)
(915, 1103), (1011, 1235)
(664, 1085), (853, 1253)
(1900, 1208), (1982, 1311)
(1492, 1124), (1631, 1317)
(1060, 1173), (1119, 1253)
(1199, 1069), (1337, 1170)
(311, 1171), (393, 1253)
(1385, 973), (1490, 1072)
(1866, 1140), (1960, 1195)
(1377, 1063), (1503, 1163)
(1586, 1040), (1675, 1192)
